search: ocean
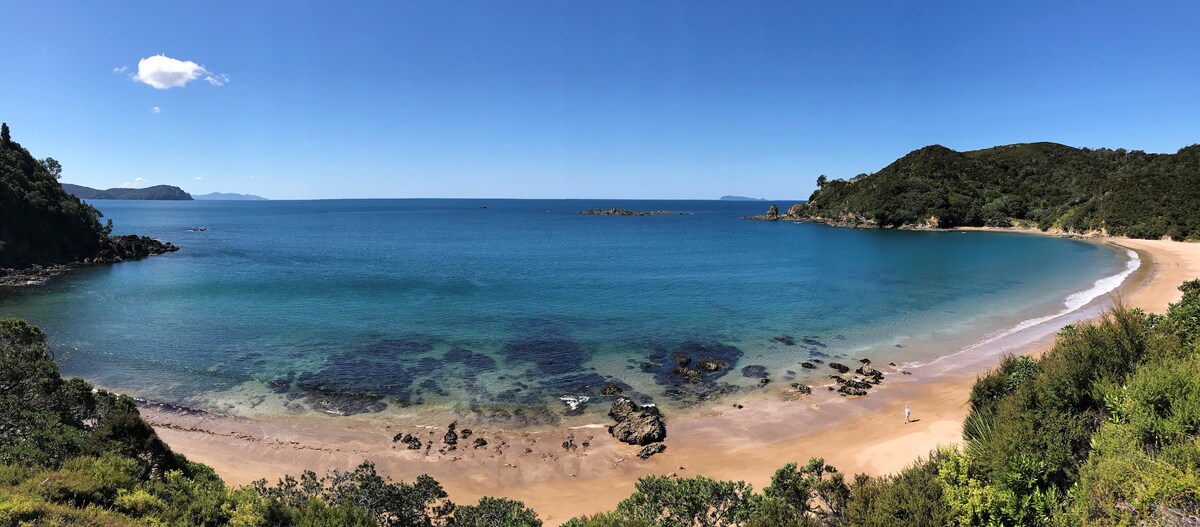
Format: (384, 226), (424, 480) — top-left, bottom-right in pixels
(0, 199), (1133, 424)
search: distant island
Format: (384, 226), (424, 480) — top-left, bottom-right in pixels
(718, 195), (767, 201)
(62, 183), (193, 201)
(194, 192), (268, 201)
(752, 142), (1200, 240)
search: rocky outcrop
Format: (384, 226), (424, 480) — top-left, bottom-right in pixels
(637, 443), (666, 459)
(92, 235), (179, 263)
(608, 398), (667, 446)
(745, 203), (808, 221)
(601, 384), (624, 396)
(1, 235), (179, 287)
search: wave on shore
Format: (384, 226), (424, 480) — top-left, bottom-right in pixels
(911, 248), (1140, 369)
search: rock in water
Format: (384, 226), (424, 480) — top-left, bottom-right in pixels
(608, 398), (667, 446)
(601, 384), (623, 396)
(94, 235), (179, 262)
(637, 443), (666, 459)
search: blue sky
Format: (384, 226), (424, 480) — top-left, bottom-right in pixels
(1, 1), (1198, 200)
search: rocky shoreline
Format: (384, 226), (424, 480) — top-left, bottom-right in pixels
(0, 234), (179, 287)
(745, 203), (1117, 238)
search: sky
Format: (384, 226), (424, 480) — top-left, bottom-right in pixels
(1, 1), (1198, 200)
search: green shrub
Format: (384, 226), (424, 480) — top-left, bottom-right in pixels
(452, 496), (541, 527)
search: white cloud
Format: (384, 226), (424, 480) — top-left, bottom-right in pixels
(134, 54), (228, 89)
(112, 66), (128, 74)
(151, 106), (161, 114)
(204, 73), (229, 87)
(121, 177), (148, 188)
(193, 176), (203, 181)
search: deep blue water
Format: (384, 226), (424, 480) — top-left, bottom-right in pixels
(0, 199), (1128, 422)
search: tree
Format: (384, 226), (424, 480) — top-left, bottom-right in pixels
(1, 122), (10, 148)
(40, 157), (62, 179)
(816, 175), (828, 189)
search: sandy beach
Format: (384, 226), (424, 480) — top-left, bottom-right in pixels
(144, 233), (1200, 526)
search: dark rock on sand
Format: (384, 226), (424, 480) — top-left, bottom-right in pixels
(395, 434), (423, 450)
(838, 385), (868, 397)
(845, 379), (872, 391)
(608, 398), (667, 446)
(637, 443), (667, 460)
(829, 362), (850, 374)
(443, 422), (459, 446)
(855, 363), (885, 384)
(473, 438), (488, 449)
(789, 383), (813, 395)
(801, 362), (816, 369)
(460, 429), (473, 439)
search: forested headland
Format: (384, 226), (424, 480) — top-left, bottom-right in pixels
(765, 142), (1200, 240)
(0, 123), (176, 273)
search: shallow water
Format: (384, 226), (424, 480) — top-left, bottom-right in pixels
(0, 199), (1129, 423)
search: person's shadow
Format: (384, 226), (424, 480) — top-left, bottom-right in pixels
(908, 418), (922, 423)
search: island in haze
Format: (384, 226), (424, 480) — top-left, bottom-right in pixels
(62, 182), (193, 201)
(718, 195), (767, 201)
(194, 191), (268, 201)
(752, 142), (1200, 241)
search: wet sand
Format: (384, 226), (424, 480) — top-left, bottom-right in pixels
(146, 234), (1200, 526)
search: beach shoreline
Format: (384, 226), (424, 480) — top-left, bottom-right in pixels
(142, 232), (1200, 526)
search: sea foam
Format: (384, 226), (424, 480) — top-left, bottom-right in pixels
(909, 248), (1140, 369)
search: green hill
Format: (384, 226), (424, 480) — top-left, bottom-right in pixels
(0, 123), (178, 270)
(61, 184), (193, 201)
(775, 142), (1200, 240)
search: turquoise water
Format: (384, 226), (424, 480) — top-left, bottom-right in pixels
(0, 199), (1129, 423)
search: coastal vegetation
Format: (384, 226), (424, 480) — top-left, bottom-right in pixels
(769, 142), (1200, 240)
(4, 280), (1199, 525)
(0, 123), (177, 276)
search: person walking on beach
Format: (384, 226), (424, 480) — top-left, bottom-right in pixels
(904, 405), (911, 424)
